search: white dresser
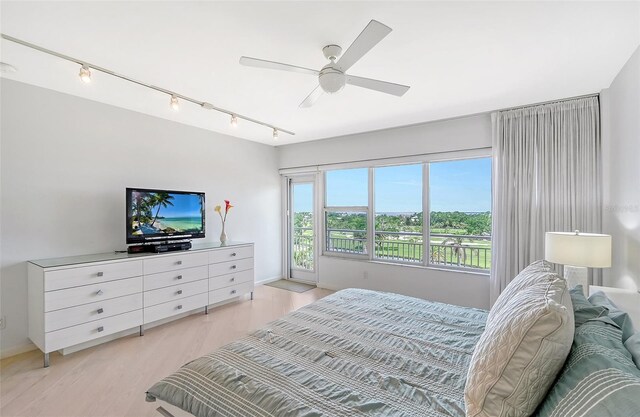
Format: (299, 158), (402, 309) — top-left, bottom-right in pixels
(28, 242), (254, 367)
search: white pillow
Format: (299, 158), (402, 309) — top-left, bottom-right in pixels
(488, 260), (552, 323)
(465, 270), (574, 417)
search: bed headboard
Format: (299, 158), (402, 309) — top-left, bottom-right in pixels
(589, 285), (640, 330)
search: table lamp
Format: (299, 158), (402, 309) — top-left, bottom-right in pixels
(545, 231), (612, 289)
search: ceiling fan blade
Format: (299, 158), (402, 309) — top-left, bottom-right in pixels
(336, 20), (392, 72)
(299, 85), (323, 108)
(346, 75), (410, 97)
(239, 56), (319, 76)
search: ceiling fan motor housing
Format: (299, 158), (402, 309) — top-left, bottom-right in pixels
(319, 64), (345, 94)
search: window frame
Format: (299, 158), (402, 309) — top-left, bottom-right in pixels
(320, 149), (492, 274)
(322, 167), (371, 258)
(371, 163), (426, 265)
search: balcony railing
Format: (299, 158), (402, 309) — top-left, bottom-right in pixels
(292, 227), (314, 270)
(323, 228), (491, 270)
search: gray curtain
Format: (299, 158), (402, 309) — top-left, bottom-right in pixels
(490, 96), (602, 305)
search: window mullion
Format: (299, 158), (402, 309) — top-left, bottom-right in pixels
(368, 167), (375, 260)
(423, 162), (430, 266)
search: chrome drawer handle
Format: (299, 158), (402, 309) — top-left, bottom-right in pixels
(97, 308), (104, 314)
(230, 290), (237, 295)
(97, 326), (104, 332)
(176, 305), (183, 310)
(176, 260), (183, 265)
(230, 265), (237, 269)
(176, 290), (183, 295)
(176, 275), (183, 280)
(230, 277), (235, 282)
(96, 272), (104, 277)
(231, 252), (237, 257)
(95, 289), (103, 296)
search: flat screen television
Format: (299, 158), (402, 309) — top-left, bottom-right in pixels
(126, 187), (205, 244)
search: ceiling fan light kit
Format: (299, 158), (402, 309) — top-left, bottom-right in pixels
(240, 19), (411, 108)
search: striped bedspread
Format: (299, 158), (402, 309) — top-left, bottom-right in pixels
(146, 288), (488, 417)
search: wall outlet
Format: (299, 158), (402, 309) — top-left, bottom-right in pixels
(0, 316), (6, 330)
(363, 271), (369, 280)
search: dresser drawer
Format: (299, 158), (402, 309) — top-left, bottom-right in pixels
(45, 293), (142, 332)
(45, 276), (142, 312)
(209, 281), (254, 305)
(209, 258), (253, 277)
(45, 309), (142, 352)
(143, 252), (209, 275)
(144, 279), (208, 307)
(209, 245), (253, 264)
(209, 269), (254, 291)
(44, 261), (142, 292)
(144, 265), (208, 291)
(144, 293), (208, 324)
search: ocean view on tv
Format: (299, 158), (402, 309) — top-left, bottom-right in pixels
(129, 190), (204, 239)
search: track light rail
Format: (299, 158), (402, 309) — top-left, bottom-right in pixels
(1, 33), (294, 137)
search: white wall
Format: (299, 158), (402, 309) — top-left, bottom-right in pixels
(601, 46), (640, 290)
(0, 80), (282, 356)
(279, 114), (492, 168)
(279, 114), (492, 310)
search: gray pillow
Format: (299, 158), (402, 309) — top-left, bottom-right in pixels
(535, 319), (640, 417)
(570, 285), (608, 327)
(588, 291), (635, 341)
(625, 331), (640, 370)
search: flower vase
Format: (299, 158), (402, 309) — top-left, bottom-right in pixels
(220, 226), (228, 245)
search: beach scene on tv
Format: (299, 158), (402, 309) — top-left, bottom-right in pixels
(130, 191), (204, 237)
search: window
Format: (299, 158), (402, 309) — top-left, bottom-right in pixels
(429, 158), (492, 270)
(374, 164), (423, 263)
(322, 155), (492, 272)
(324, 168), (369, 256)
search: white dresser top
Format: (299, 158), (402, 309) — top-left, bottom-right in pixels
(29, 241), (252, 268)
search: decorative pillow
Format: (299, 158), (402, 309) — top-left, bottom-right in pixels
(625, 332), (640, 370)
(588, 291), (635, 341)
(488, 260), (553, 322)
(569, 285), (608, 327)
(465, 269), (574, 417)
(535, 319), (640, 416)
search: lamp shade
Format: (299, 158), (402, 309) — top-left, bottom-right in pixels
(545, 231), (612, 268)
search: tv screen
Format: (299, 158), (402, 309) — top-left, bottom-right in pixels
(126, 188), (205, 244)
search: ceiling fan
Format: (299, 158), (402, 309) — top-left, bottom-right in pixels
(239, 20), (410, 108)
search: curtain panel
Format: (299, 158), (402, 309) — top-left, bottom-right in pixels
(490, 96), (602, 305)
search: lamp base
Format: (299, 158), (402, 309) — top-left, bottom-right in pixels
(563, 265), (588, 290)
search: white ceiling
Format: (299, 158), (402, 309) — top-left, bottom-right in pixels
(1, 1), (639, 145)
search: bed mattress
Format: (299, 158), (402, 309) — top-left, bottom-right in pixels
(146, 288), (488, 417)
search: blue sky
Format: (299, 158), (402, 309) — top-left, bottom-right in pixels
(150, 193), (202, 218)
(293, 157), (491, 213)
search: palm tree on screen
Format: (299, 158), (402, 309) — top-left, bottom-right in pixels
(149, 192), (175, 227)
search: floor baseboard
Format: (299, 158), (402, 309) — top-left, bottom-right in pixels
(255, 276), (283, 285)
(1, 342), (37, 360)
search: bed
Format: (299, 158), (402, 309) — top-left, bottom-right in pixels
(146, 288), (488, 417)
(147, 263), (640, 417)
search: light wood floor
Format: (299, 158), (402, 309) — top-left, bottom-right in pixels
(0, 285), (333, 417)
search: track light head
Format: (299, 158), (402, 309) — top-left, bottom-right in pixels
(273, 128), (279, 140)
(230, 115), (238, 127)
(79, 65), (91, 83)
(170, 95), (179, 111)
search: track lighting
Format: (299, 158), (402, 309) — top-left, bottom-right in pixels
(170, 95), (179, 111)
(1, 33), (294, 138)
(79, 65), (91, 83)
